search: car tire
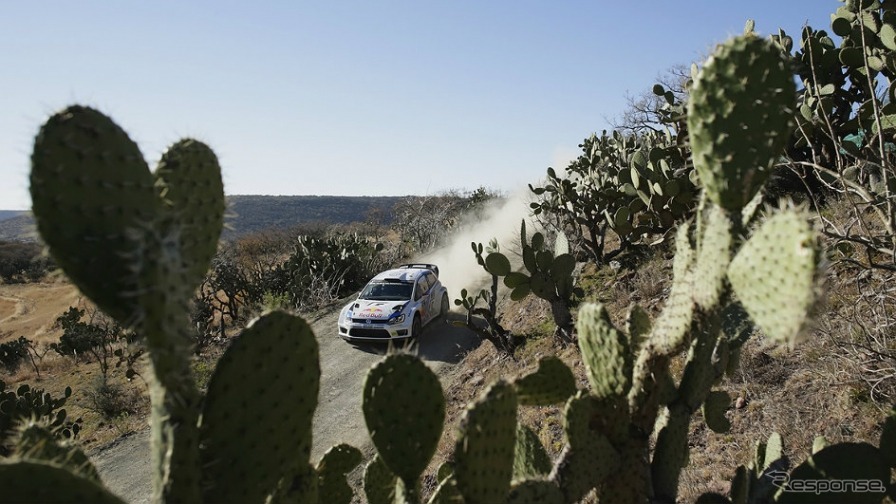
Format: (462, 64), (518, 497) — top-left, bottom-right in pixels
(439, 293), (450, 321)
(411, 314), (422, 340)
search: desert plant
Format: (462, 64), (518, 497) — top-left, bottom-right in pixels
(2, 105), (362, 503)
(529, 128), (698, 263)
(0, 380), (81, 456)
(482, 221), (583, 344)
(0, 337), (41, 376)
(190, 280), (218, 351)
(272, 231), (385, 309)
(81, 378), (144, 421)
(455, 239), (515, 353)
(781, 1), (896, 271)
(387, 30), (890, 504)
(51, 306), (127, 382)
(0, 240), (53, 284)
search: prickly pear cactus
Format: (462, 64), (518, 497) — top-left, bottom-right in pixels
(0, 461), (126, 504)
(577, 304), (632, 399)
(315, 444), (363, 504)
(688, 34), (795, 211)
(11, 421), (101, 484)
(29, 105), (224, 502)
(495, 221), (582, 342)
(19, 105), (355, 504)
(30, 106), (161, 322)
(453, 380), (518, 504)
(199, 312), (320, 503)
(363, 354), (445, 502)
(496, 32), (822, 504)
(728, 210), (820, 346)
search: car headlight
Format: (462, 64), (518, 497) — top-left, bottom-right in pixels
(388, 314), (406, 325)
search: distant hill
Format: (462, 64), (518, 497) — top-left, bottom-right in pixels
(224, 195), (403, 238)
(0, 196), (407, 242)
(0, 211), (25, 221)
(0, 213), (37, 242)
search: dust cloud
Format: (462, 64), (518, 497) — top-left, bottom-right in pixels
(417, 189), (537, 303)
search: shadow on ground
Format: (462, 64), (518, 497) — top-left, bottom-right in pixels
(347, 312), (482, 363)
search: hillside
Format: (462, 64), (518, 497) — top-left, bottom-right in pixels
(0, 213), (36, 241)
(0, 195), (407, 242)
(223, 194), (404, 238)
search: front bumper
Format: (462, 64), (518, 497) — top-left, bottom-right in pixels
(338, 317), (412, 342)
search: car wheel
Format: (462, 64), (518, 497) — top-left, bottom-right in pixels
(411, 314), (422, 340)
(440, 293), (450, 320)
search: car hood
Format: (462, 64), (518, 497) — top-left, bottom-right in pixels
(350, 299), (407, 320)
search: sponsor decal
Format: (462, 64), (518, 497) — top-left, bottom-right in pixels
(359, 304), (389, 318)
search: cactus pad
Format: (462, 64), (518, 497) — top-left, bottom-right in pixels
(729, 465), (749, 504)
(13, 421), (101, 484)
(763, 432), (784, 471)
(199, 311), (320, 503)
(552, 393), (621, 502)
(626, 304), (651, 351)
(363, 455), (397, 504)
(363, 354), (444, 487)
(453, 380), (517, 504)
(577, 303), (632, 399)
(0, 460), (125, 503)
(507, 479), (565, 504)
(315, 444), (362, 504)
(513, 356), (576, 406)
(485, 252), (512, 276)
(688, 35), (795, 211)
(728, 210), (819, 346)
(550, 253), (576, 279)
(30, 105), (157, 323)
(693, 205), (733, 310)
(648, 223), (695, 355)
(154, 139), (225, 288)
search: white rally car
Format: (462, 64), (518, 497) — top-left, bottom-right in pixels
(338, 263), (449, 343)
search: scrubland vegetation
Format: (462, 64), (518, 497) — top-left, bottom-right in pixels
(3, 1), (896, 503)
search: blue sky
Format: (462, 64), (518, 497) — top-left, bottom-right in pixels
(2, 1), (836, 210)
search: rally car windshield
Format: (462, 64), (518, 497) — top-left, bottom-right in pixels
(358, 281), (413, 301)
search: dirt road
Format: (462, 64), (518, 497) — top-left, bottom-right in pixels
(91, 308), (479, 503)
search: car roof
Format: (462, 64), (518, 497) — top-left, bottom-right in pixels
(369, 265), (436, 283)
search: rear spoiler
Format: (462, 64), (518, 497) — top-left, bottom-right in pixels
(398, 263), (440, 277)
